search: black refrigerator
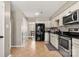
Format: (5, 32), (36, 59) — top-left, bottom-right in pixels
(35, 23), (45, 41)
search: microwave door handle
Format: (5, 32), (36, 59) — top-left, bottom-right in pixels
(72, 14), (74, 21)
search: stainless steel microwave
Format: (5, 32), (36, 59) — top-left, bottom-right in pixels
(63, 9), (79, 25)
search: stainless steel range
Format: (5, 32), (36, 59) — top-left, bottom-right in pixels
(59, 32), (72, 57)
(59, 9), (79, 57)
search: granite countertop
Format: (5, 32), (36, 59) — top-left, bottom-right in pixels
(69, 32), (79, 39)
(59, 32), (79, 39)
(50, 31), (79, 39)
(45, 29), (79, 39)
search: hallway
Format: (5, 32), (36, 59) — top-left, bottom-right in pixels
(11, 39), (62, 57)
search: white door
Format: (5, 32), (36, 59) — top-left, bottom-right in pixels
(0, 2), (5, 57)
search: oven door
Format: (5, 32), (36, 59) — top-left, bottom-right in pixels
(59, 36), (71, 51)
(59, 36), (72, 57)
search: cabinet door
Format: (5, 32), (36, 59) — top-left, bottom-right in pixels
(54, 34), (58, 49)
(50, 34), (54, 45)
(50, 34), (58, 49)
(53, 34), (58, 49)
(72, 44), (79, 57)
(52, 34), (55, 46)
(59, 18), (63, 26)
(72, 38), (79, 57)
(45, 33), (49, 42)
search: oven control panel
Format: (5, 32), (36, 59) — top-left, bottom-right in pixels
(69, 28), (79, 32)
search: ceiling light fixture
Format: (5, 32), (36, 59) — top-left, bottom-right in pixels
(35, 12), (40, 16)
(35, 11), (43, 16)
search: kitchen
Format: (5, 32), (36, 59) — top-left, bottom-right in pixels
(1, 1), (79, 57)
(47, 2), (79, 57)
(11, 1), (79, 57)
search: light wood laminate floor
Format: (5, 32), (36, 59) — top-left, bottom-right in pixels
(11, 39), (62, 57)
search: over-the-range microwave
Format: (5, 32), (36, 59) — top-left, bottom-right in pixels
(63, 9), (79, 25)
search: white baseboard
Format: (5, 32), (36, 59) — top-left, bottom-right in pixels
(11, 37), (28, 48)
(11, 45), (24, 48)
(11, 41), (26, 48)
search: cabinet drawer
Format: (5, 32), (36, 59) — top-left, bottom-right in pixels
(72, 38), (79, 45)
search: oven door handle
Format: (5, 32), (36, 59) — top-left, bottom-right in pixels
(60, 36), (71, 41)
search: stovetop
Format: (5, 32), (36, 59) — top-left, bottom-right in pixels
(59, 32), (79, 39)
(50, 31), (79, 39)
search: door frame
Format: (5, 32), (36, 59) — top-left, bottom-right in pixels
(35, 23), (45, 41)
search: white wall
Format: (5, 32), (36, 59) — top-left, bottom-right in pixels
(11, 5), (29, 47)
(51, 2), (79, 27)
(11, 7), (23, 46)
(28, 21), (51, 36)
(21, 17), (28, 46)
(4, 1), (11, 57)
(21, 17), (28, 36)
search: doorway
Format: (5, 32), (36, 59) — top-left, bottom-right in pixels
(35, 23), (45, 41)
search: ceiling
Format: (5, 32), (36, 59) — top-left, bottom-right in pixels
(11, 1), (76, 22)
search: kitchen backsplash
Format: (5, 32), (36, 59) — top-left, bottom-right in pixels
(59, 24), (79, 31)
